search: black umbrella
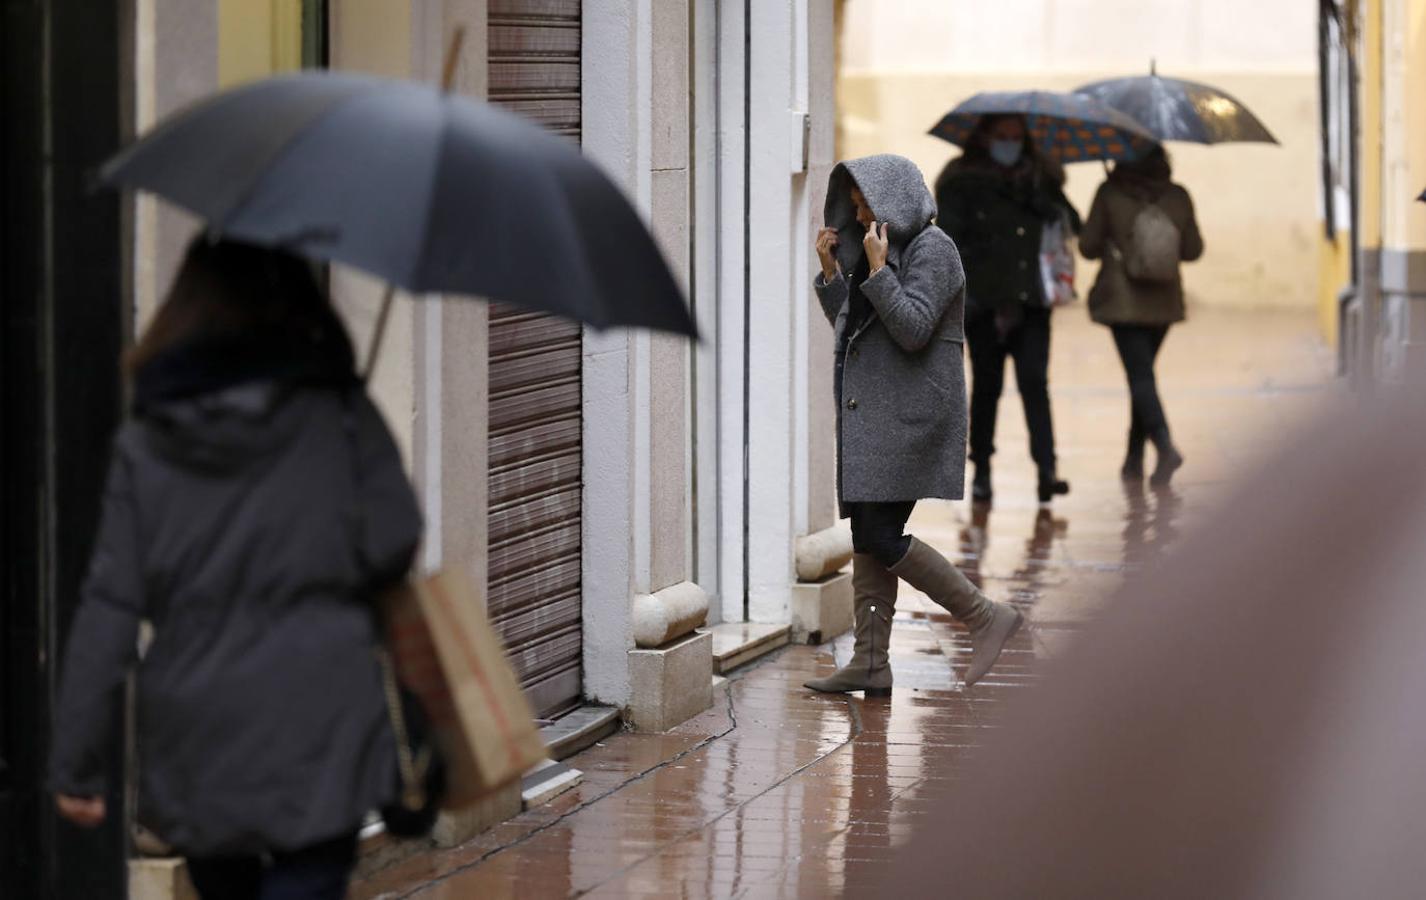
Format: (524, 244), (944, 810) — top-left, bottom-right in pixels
(1075, 65), (1278, 145)
(929, 90), (1157, 163)
(101, 61), (697, 371)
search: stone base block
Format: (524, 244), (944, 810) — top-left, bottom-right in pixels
(628, 630), (713, 732)
(434, 782), (522, 848)
(791, 571), (853, 645)
(129, 858), (197, 900)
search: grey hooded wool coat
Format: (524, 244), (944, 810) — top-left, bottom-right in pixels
(815, 154), (969, 508)
(49, 381), (420, 857)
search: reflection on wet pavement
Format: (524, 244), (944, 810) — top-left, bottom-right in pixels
(353, 310), (1333, 899)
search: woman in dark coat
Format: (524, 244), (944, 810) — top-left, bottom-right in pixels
(804, 154), (1022, 697)
(936, 114), (1080, 505)
(49, 238), (421, 899)
(1079, 146), (1203, 485)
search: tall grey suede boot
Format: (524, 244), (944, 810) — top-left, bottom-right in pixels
(890, 538), (1023, 686)
(804, 554), (897, 697)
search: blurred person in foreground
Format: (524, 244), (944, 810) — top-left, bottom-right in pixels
(1080, 144), (1203, 486)
(49, 238), (421, 900)
(935, 114), (1080, 506)
(805, 153), (1022, 697)
(884, 389), (1426, 899)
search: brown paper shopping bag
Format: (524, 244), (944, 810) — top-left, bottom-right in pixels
(384, 567), (547, 808)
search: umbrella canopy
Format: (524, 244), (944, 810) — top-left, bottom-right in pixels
(1075, 72), (1278, 145)
(101, 70), (697, 338)
(929, 90), (1157, 163)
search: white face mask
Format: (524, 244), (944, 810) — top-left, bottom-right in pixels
(989, 139), (1024, 168)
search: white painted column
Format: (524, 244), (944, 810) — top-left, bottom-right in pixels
(580, 0), (652, 707)
(745, 0), (798, 623)
(715, 0), (749, 625)
(691, 0), (723, 614)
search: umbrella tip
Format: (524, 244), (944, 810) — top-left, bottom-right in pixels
(1150, 58), (1157, 76)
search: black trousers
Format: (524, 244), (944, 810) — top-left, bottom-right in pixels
(846, 501), (917, 569)
(186, 832), (358, 900)
(1110, 324), (1171, 446)
(966, 307), (1057, 474)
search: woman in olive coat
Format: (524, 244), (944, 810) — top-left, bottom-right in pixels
(804, 154), (1022, 696)
(936, 114), (1080, 505)
(1080, 146), (1204, 485)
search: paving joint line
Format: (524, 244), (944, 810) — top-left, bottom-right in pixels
(571, 651), (868, 898)
(393, 681), (742, 899)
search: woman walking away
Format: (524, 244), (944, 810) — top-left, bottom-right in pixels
(805, 153), (1023, 696)
(935, 114), (1080, 505)
(49, 238), (421, 900)
(1079, 145), (1203, 486)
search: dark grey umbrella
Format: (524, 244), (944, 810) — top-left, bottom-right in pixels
(1076, 65), (1278, 145)
(100, 69), (697, 349)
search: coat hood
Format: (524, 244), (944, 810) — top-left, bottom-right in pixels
(133, 329), (357, 473)
(140, 382), (324, 474)
(826, 154), (937, 247)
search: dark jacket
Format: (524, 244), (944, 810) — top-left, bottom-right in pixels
(49, 337), (421, 857)
(935, 156), (1080, 324)
(1080, 168), (1204, 326)
(816, 154), (969, 508)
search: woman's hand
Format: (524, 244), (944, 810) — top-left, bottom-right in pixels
(864, 221), (889, 273)
(815, 228), (840, 281)
(56, 794), (107, 828)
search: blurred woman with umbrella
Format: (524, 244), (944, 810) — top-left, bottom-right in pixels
(1079, 145), (1203, 486)
(51, 237), (423, 899)
(49, 31), (694, 900)
(931, 92), (1154, 505)
(934, 113), (1080, 506)
(1075, 66), (1272, 485)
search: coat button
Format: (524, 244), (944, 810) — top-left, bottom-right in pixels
(1018, 260), (1028, 270)
(1016, 226), (1026, 236)
(847, 398), (858, 410)
(1018, 291), (1028, 301)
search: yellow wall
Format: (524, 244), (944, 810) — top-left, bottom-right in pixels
(218, 0), (303, 87)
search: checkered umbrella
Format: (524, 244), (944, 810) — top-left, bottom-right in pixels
(929, 90), (1158, 164)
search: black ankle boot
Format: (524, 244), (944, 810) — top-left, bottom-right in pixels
(1121, 432), (1145, 481)
(1149, 427), (1184, 486)
(1037, 469), (1070, 504)
(972, 465), (992, 502)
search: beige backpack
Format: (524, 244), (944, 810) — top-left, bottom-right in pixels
(1123, 199), (1181, 283)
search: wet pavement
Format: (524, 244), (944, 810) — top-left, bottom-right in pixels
(353, 309), (1333, 899)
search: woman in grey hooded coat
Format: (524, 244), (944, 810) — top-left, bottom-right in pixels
(804, 154), (1023, 696)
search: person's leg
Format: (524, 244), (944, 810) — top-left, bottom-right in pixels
(805, 503), (906, 696)
(887, 526), (1024, 687)
(186, 855), (262, 900)
(259, 832), (359, 900)
(1111, 325), (1150, 480)
(1113, 324), (1181, 485)
(1010, 309), (1068, 502)
(966, 314), (1007, 500)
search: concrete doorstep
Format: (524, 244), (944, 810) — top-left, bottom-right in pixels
(705, 622), (792, 674)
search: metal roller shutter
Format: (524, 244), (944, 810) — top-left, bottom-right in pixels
(487, 0), (583, 721)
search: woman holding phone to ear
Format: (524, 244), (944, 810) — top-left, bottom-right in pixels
(805, 153), (1022, 696)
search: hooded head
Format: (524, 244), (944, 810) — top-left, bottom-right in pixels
(825, 155), (937, 259)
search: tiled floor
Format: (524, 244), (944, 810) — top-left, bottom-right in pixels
(353, 308), (1334, 899)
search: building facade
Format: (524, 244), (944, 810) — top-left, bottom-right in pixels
(1321, 0), (1426, 384)
(3, 1), (846, 894)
